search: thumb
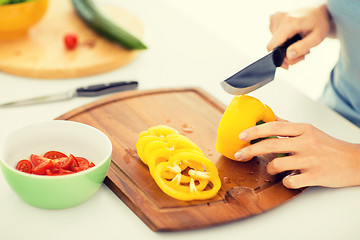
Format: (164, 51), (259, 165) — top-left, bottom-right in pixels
(286, 31), (324, 60)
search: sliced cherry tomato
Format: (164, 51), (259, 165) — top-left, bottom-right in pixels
(46, 168), (75, 176)
(16, 160), (33, 173)
(15, 152), (94, 176)
(68, 154), (79, 170)
(76, 157), (90, 171)
(32, 159), (55, 175)
(58, 168), (74, 175)
(46, 167), (60, 175)
(54, 156), (74, 170)
(45, 168), (58, 176)
(44, 151), (67, 160)
(30, 154), (50, 167)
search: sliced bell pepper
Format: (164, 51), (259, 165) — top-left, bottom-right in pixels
(148, 147), (204, 178)
(136, 126), (203, 164)
(136, 125), (221, 201)
(216, 95), (276, 160)
(136, 135), (161, 164)
(139, 125), (178, 138)
(152, 151), (221, 201)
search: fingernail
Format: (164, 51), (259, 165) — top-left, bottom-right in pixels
(287, 50), (296, 60)
(238, 131), (248, 140)
(234, 151), (242, 160)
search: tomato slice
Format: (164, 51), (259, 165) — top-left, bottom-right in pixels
(16, 160), (33, 173)
(45, 169), (56, 176)
(46, 167), (75, 176)
(76, 157), (90, 171)
(30, 154), (50, 167)
(32, 159), (55, 175)
(58, 168), (74, 175)
(46, 167), (60, 175)
(54, 156), (74, 170)
(43, 151), (67, 160)
(68, 154), (79, 170)
(16, 152), (92, 176)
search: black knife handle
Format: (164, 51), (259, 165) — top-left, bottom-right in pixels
(76, 81), (138, 97)
(272, 34), (302, 67)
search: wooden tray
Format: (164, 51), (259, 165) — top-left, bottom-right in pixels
(0, 0), (144, 79)
(56, 88), (306, 231)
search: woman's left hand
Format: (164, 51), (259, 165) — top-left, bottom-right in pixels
(234, 119), (360, 189)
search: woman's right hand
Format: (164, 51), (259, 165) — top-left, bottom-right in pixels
(267, 4), (334, 69)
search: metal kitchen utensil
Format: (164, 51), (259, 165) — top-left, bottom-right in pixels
(221, 34), (302, 95)
(0, 81), (138, 107)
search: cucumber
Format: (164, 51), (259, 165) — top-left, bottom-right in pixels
(0, 0), (11, 5)
(71, 0), (147, 50)
(0, 0), (32, 5)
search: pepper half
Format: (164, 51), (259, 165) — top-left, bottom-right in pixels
(216, 95), (276, 160)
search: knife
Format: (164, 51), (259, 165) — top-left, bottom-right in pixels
(221, 34), (302, 95)
(0, 81), (138, 107)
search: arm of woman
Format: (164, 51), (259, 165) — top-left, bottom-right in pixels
(267, 3), (336, 69)
(234, 120), (360, 189)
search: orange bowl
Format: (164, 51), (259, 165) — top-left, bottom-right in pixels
(0, 0), (48, 40)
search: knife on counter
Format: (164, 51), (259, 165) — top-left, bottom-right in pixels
(221, 34), (302, 95)
(0, 81), (138, 107)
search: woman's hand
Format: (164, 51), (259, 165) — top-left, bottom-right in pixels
(234, 120), (360, 189)
(267, 4), (334, 69)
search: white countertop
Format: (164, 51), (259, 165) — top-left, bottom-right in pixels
(1, 0), (360, 239)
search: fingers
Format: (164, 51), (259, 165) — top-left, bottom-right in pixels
(267, 31), (302, 54)
(235, 121), (307, 161)
(240, 121), (305, 141)
(297, 30), (325, 50)
(267, 13), (302, 51)
(270, 36), (309, 69)
(281, 54), (306, 69)
(231, 119), (323, 189)
(283, 172), (312, 189)
(269, 12), (285, 34)
(285, 41), (310, 60)
(267, 11), (321, 69)
(235, 137), (295, 161)
(267, 156), (306, 175)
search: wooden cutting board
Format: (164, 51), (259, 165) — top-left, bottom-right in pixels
(0, 0), (144, 79)
(56, 88), (306, 231)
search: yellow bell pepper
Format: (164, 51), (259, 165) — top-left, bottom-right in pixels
(147, 147), (203, 177)
(136, 125), (179, 164)
(139, 125), (178, 138)
(216, 95), (276, 160)
(136, 135), (162, 164)
(152, 151), (221, 201)
(136, 125), (221, 201)
(136, 125), (202, 164)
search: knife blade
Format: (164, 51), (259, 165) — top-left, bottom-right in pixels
(221, 34), (302, 95)
(0, 81), (138, 107)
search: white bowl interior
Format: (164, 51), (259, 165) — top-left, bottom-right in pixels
(1, 120), (112, 170)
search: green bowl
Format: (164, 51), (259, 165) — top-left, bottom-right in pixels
(0, 120), (112, 209)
